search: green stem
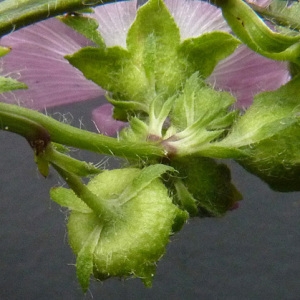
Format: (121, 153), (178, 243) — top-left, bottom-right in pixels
(0, 103), (165, 159)
(0, 110), (50, 154)
(52, 163), (116, 219)
(44, 144), (101, 176)
(0, 0), (114, 37)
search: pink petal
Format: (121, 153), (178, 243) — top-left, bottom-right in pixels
(164, 0), (229, 40)
(207, 45), (290, 108)
(91, 1), (137, 48)
(0, 18), (103, 110)
(92, 104), (127, 136)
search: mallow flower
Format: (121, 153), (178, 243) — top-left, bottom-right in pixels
(0, 0), (290, 134)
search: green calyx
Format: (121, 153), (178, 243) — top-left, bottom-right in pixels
(66, 0), (240, 118)
(120, 72), (238, 158)
(51, 166), (187, 291)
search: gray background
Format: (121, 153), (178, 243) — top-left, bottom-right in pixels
(1, 98), (300, 299)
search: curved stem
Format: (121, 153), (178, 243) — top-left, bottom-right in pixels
(0, 0), (114, 37)
(0, 103), (165, 159)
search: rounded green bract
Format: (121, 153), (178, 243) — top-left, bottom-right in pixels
(67, 168), (186, 286)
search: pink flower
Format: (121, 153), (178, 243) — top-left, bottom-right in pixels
(0, 18), (102, 110)
(0, 16), (126, 136)
(0, 0), (290, 134)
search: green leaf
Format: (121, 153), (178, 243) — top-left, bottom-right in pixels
(76, 225), (102, 292)
(58, 13), (105, 48)
(0, 76), (27, 93)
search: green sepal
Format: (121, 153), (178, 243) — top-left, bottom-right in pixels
(67, 0), (241, 116)
(170, 157), (242, 217)
(289, 62), (300, 78)
(178, 31), (240, 78)
(58, 13), (105, 48)
(170, 73), (236, 131)
(0, 76), (27, 93)
(126, 0), (183, 99)
(164, 73), (236, 157)
(66, 45), (131, 93)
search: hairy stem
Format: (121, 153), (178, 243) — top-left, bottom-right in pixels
(0, 103), (165, 159)
(0, 0), (114, 37)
